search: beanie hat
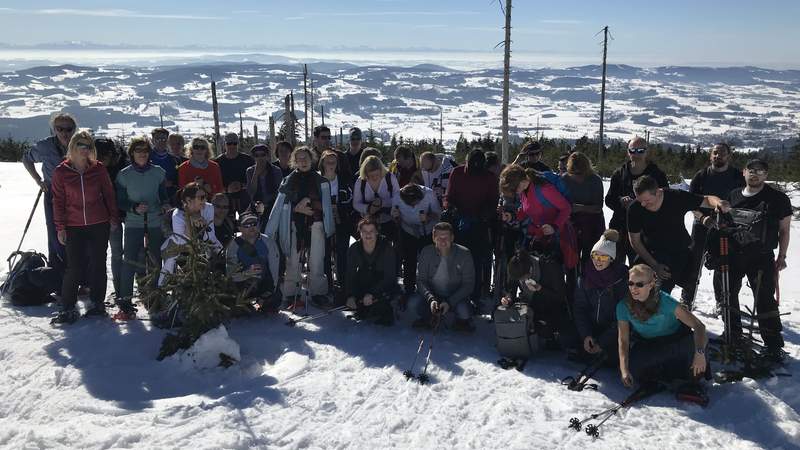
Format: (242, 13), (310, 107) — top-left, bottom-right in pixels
(591, 229), (619, 260)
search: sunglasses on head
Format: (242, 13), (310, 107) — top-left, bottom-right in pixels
(56, 126), (75, 133)
(628, 280), (652, 288)
(590, 252), (612, 262)
(628, 148), (647, 155)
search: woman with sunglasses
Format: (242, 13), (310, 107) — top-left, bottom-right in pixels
(211, 193), (236, 248)
(115, 137), (169, 318)
(245, 144), (283, 219)
(319, 149), (354, 293)
(177, 137), (224, 195)
(604, 136), (668, 265)
(617, 264), (708, 389)
(566, 230), (628, 363)
(159, 182), (223, 286)
(50, 130), (120, 324)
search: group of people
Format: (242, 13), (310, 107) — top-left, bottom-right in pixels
(22, 111), (791, 390)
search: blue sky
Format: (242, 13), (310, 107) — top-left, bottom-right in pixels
(1, 0), (798, 67)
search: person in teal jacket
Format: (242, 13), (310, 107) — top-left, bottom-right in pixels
(617, 264), (708, 388)
(115, 137), (168, 317)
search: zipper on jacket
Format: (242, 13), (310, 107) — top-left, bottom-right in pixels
(80, 172), (87, 225)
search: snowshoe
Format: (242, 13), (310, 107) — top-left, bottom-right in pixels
(675, 382), (710, 407)
(51, 309), (79, 325)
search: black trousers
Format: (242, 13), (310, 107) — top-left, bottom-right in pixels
(61, 222), (110, 311)
(636, 247), (694, 295)
(399, 228), (428, 292)
(456, 221), (490, 300)
(629, 327), (695, 382)
(725, 248), (783, 349)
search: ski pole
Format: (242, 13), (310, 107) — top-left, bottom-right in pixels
(561, 353), (607, 391)
(12, 188), (43, 265)
(417, 315), (443, 385)
(403, 336), (426, 380)
(285, 304), (348, 326)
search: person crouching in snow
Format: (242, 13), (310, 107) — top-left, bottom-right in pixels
(264, 146), (335, 309)
(412, 222), (476, 332)
(617, 264), (708, 390)
(344, 218), (400, 325)
(226, 213), (281, 314)
(562, 229), (628, 363)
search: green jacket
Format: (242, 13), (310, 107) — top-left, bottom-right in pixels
(115, 163), (168, 228)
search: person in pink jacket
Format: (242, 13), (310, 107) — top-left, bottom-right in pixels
(50, 130), (119, 324)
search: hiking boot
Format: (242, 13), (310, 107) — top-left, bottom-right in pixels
(112, 300), (137, 321)
(452, 318), (476, 333)
(764, 347), (786, 364)
(51, 309), (79, 325)
(84, 305), (108, 318)
(675, 382), (710, 407)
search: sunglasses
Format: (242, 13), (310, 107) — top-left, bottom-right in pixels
(153, 136), (168, 142)
(55, 126), (75, 133)
(75, 142), (92, 150)
(590, 252), (612, 262)
(628, 148), (647, 155)
(746, 168), (766, 175)
(628, 280), (652, 288)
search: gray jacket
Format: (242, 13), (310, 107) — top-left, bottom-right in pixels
(23, 136), (67, 184)
(416, 243), (474, 306)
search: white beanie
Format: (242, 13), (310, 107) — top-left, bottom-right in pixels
(591, 229), (618, 260)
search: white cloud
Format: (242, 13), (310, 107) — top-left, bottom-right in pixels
(0, 8), (221, 20)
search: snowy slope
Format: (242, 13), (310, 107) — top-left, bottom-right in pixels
(0, 162), (798, 450)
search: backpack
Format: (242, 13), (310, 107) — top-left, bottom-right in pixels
(494, 302), (538, 359)
(0, 251), (60, 306)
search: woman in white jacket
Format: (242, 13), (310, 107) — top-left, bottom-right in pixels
(353, 155), (401, 243)
(391, 183), (441, 294)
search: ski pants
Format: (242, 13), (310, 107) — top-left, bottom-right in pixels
(283, 221), (328, 297)
(629, 327), (696, 383)
(399, 228), (429, 293)
(120, 226), (163, 299)
(60, 222), (110, 311)
(724, 248), (783, 349)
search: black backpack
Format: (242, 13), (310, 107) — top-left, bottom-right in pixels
(0, 251), (60, 306)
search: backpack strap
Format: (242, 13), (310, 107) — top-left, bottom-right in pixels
(533, 186), (555, 210)
(385, 172), (394, 197)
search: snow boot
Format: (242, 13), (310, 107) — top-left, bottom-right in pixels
(112, 299), (137, 321)
(51, 308), (79, 325)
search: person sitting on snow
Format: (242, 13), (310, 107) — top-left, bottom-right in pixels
(344, 218), (400, 325)
(412, 222), (476, 332)
(226, 213), (281, 313)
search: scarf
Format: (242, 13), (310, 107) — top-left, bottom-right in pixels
(583, 259), (626, 290)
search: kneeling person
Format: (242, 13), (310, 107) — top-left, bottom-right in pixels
(414, 222), (476, 331)
(345, 218), (400, 325)
(226, 213), (281, 312)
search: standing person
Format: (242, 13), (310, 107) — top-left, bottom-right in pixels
(561, 152), (605, 269)
(353, 155), (401, 242)
(167, 133), (188, 163)
(683, 143), (745, 309)
(50, 131), (119, 324)
(226, 213), (281, 313)
(389, 145), (423, 188)
(605, 136), (669, 264)
(214, 132), (254, 215)
(265, 147), (335, 307)
(22, 112), (76, 275)
(627, 175), (729, 295)
(564, 230), (628, 362)
(344, 218), (399, 325)
(512, 141), (551, 172)
(246, 144), (283, 221)
(393, 183), (442, 296)
(149, 128), (182, 203)
(273, 141), (294, 178)
(618, 264), (708, 388)
(485, 151), (504, 178)
(445, 149), (499, 302)
(211, 193), (236, 248)
(312, 125), (333, 158)
(723, 159), (792, 361)
(95, 137), (128, 302)
(178, 137), (224, 195)
(345, 127), (364, 180)
(319, 150), (354, 291)
(413, 222), (476, 331)
(420, 151), (456, 206)
(115, 137), (168, 317)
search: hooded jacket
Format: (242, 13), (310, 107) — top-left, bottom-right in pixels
(51, 160), (119, 231)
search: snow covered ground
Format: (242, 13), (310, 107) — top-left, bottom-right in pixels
(0, 161), (798, 450)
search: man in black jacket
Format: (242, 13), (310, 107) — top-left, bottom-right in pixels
(604, 136), (669, 265)
(345, 218), (400, 325)
(683, 143), (745, 308)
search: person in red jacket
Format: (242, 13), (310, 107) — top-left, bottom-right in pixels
(178, 137), (224, 195)
(50, 130), (120, 324)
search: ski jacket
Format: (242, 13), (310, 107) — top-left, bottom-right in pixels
(353, 172), (401, 224)
(51, 160), (119, 232)
(264, 171), (334, 255)
(245, 162), (283, 211)
(226, 233), (279, 287)
(22, 136), (67, 184)
(416, 243), (475, 306)
(115, 163), (168, 229)
(517, 183), (578, 269)
(345, 237), (397, 300)
(177, 159), (224, 194)
(444, 165), (498, 219)
(395, 185), (442, 238)
(572, 264), (629, 340)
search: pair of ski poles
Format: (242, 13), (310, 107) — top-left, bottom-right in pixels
(403, 315), (443, 385)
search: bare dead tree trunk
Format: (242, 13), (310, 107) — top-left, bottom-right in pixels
(598, 25), (609, 163)
(501, 0), (512, 164)
(211, 79), (221, 156)
(303, 64), (309, 144)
